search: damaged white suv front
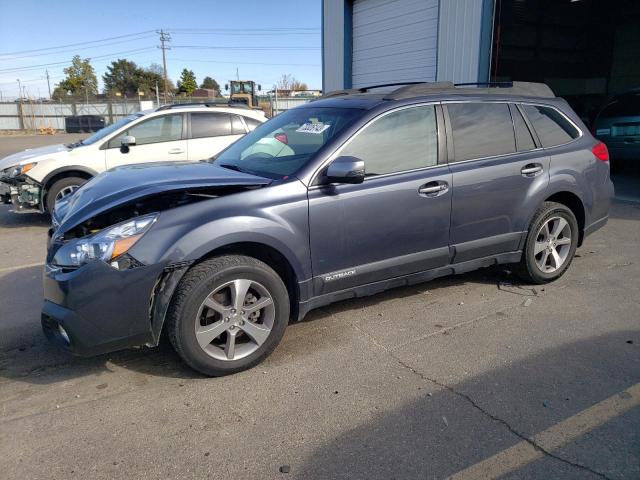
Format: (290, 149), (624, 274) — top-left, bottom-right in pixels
(0, 144), (74, 213)
(0, 104), (266, 215)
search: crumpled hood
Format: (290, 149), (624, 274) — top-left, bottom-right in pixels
(0, 144), (69, 171)
(55, 161), (271, 233)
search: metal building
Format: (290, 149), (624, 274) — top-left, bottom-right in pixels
(322, 0), (494, 91)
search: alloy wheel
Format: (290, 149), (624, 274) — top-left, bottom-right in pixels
(533, 216), (572, 273)
(55, 185), (79, 202)
(195, 279), (275, 361)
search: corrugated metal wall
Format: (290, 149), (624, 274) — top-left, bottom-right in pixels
(322, 0), (492, 91)
(351, 0), (439, 88)
(436, 0), (488, 84)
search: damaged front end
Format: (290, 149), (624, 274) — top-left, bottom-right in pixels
(45, 162), (272, 355)
(0, 164), (42, 212)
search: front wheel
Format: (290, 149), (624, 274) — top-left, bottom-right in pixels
(45, 177), (86, 215)
(516, 201), (579, 284)
(167, 255), (290, 376)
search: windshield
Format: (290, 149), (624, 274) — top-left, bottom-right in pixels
(231, 82), (254, 94)
(214, 107), (363, 178)
(79, 114), (143, 146)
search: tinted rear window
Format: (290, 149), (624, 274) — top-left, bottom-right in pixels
(522, 105), (579, 148)
(599, 94), (640, 118)
(191, 113), (232, 138)
(447, 103), (516, 162)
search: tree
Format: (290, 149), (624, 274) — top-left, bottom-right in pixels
(56, 55), (98, 98)
(177, 69), (197, 96)
(103, 60), (174, 97)
(103, 59), (140, 97)
(276, 74), (308, 92)
(200, 76), (221, 93)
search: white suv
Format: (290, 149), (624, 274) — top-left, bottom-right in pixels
(0, 104), (266, 214)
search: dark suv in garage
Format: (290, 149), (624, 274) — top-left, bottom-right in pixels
(43, 81), (613, 376)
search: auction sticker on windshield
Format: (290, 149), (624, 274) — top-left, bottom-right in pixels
(296, 123), (330, 134)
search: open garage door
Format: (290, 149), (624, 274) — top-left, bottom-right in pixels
(351, 0), (439, 89)
(490, 0), (640, 125)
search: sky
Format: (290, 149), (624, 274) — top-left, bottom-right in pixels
(0, 0), (321, 100)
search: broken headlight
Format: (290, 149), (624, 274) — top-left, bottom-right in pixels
(2, 162), (37, 178)
(52, 213), (157, 269)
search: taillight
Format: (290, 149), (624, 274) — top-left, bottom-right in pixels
(275, 133), (288, 144)
(592, 142), (609, 162)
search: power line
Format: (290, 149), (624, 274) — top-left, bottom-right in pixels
(0, 47), (157, 73)
(172, 45), (319, 50)
(0, 30), (156, 57)
(171, 58), (320, 67)
(1, 34), (158, 60)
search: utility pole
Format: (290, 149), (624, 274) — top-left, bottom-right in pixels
(46, 69), (52, 99)
(16, 78), (22, 100)
(236, 67), (239, 81)
(158, 29), (171, 103)
(155, 81), (160, 107)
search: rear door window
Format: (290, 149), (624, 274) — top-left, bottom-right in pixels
(447, 103), (516, 162)
(510, 105), (536, 151)
(339, 105), (438, 176)
(191, 113), (233, 138)
(521, 105), (579, 148)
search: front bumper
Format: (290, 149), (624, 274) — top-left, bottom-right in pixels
(42, 260), (167, 356)
(0, 178), (42, 212)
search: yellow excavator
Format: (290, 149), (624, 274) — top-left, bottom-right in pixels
(225, 80), (261, 108)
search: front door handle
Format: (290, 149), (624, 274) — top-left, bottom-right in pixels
(418, 181), (449, 197)
(168, 148), (185, 154)
(521, 164), (543, 177)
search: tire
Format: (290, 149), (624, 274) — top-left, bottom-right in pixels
(46, 176), (86, 215)
(167, 255), (290, 376)
(516, 201), (579, 284)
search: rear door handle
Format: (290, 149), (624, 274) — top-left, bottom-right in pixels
(521, 164), (543, 177)
(418, 181), (449, 197)
(168, 148), (185, 154)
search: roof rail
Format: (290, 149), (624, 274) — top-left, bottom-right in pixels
(317, 81), (427, 99)
(155, 102), (250, 111)
(383, 81), (555, 100)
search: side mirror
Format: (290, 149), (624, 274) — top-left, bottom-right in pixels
(326, 156), (365, 184)
(120, 135), (135, 154)
(258, 84), (262, 91)
(225, 84), (229, 91)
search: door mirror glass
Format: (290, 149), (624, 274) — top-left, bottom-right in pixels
(120, 135), (136, 153)
(326, 156), (365, 184)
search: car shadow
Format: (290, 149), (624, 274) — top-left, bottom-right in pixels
(292, 330), (639, 479)
(0, 263), (533, 386)
(0, 205), (50, 228)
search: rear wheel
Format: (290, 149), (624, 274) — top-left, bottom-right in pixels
(167, 255), (290, 376)
(45, 176), (86, 215)
(516, 201), (579, 284)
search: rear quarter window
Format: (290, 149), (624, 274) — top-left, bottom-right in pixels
(521, 105), (579, 148)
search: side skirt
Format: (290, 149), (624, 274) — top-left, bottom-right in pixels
(297, 251), (522, 320)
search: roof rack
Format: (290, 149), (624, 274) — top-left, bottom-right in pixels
(155, 102), (250, 111)
(383, 81), (555, 100)
(319, 81), (555, 101)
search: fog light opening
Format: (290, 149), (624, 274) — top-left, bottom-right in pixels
(57, 324), (71, 345)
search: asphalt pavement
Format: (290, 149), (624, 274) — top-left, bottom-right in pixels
(0, 134), (638, 479)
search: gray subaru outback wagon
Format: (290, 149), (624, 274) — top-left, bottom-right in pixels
(43, 82), (613, 376)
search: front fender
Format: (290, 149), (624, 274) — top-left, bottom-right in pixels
(129, 181), (312, 282)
